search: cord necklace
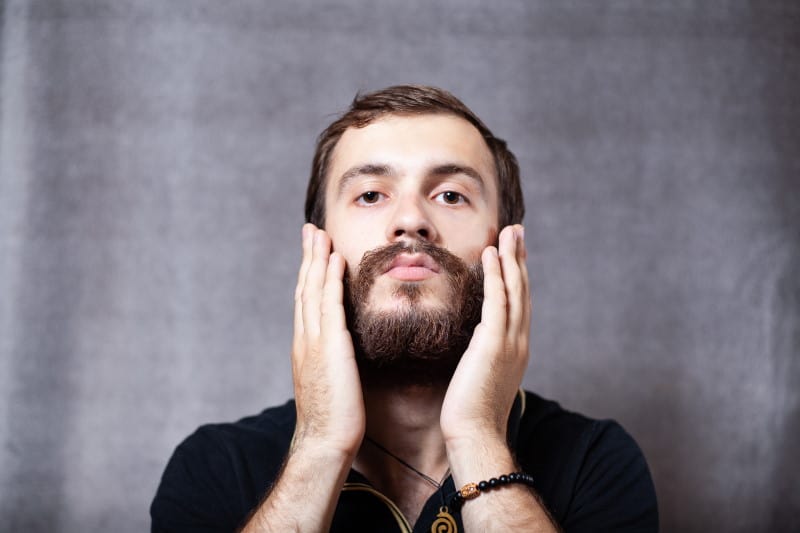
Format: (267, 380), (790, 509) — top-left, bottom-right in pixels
(364, 435), (459, 533)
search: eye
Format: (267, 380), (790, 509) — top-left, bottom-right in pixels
(435, 190), (467, 205)
(356, 191), (383, 205)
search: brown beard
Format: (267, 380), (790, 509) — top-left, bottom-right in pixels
(343, 241), (484, 388)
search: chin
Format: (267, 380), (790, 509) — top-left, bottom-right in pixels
(368, 283), (451, 313)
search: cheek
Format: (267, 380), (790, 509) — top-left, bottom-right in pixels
(483, 223), (500, 247)
(328, 224), (385, 272)
(326, 221), (357, 257)
(454, 226), (499, 264)
(332, 241), (368, 275)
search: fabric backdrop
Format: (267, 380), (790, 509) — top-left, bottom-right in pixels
(1, 1), (798, 532)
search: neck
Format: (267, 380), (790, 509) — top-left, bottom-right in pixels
(361, 384), (448, 468)
(353, 383), (449, 523)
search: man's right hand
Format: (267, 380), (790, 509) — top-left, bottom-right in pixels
(291, 223), (365, 457)
(241, 225), (364, 532)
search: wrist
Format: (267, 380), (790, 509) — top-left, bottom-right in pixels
(445, 434), (517, 487)
(290, 430), (363, 463)
(292, 413), (365, 458)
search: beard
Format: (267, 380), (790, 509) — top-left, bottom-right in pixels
(343, 240), (484, 388)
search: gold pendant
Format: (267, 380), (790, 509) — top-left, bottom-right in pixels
(431, 506), (457, 533)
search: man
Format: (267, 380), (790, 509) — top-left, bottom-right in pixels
(151, 85), (658, 532)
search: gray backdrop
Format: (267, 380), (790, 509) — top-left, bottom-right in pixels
(1, 1), (798, 532)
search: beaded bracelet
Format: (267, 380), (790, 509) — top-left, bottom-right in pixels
(448, 472), (536, 511)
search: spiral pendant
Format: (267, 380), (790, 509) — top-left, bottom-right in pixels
(430, 506), (457, 533)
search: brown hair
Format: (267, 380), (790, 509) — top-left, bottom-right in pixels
(304, 85), (524, 228)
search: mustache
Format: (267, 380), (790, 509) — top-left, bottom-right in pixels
(355, 240), (469, 283)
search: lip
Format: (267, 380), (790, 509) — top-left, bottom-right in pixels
(384, 253), (440, 281)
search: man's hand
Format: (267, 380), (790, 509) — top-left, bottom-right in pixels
(439, 225), (556, 531)
(291, 223), (365, 456)
(440, 224), (531, 446)
(241, 224), (364, 532)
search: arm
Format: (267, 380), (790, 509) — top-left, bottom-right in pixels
(241, 224), (364, 532)
(441, 225), (559, 532)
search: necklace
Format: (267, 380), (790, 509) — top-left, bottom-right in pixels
(364, 435), (459, 533)
(365, 436), (445, 488)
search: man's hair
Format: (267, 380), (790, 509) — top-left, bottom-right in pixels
(304, 85), (524, 228)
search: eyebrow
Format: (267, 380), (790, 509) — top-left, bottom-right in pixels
(335, 162), (486, 197)
(429, 164), (486, 191)
(337, 164), (395, 196)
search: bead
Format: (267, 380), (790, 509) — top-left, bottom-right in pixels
(499, 475), (509, 484)
(478, 480), (488, 490)
(460, 482), (480, 500)
(488, 478), (498, 487)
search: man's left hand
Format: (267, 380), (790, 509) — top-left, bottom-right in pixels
(440, 223), (531, 455)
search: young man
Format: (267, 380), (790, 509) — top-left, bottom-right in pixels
(151, 86), (658, 532)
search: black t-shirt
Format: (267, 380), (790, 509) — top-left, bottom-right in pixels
(151, 391), (658, 532)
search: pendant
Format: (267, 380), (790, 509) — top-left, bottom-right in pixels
(430, 506), (457, 533)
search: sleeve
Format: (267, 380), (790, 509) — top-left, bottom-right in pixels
(561, 421), (659, 533)
(150, 427), (246, 533)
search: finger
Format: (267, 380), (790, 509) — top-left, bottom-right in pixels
(480, 245), (507, 336)
(295, 223), (316, 301)
(301, 228), (331, 339)
(321, 251), (348, 333)
(515, 225), (532, 325)
(293, 224), (316, 346)
(498, 225), (524, 337)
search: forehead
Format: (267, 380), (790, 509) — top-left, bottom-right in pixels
(326, 114), (498, 193)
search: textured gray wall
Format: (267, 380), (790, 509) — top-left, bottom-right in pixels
(1, 1), (798, 531)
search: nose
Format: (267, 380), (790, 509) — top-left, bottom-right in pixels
(386, 194), (438, 243)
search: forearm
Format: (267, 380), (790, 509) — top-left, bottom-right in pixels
(241, 443), (355, 533)
(447, 437), (559, 532)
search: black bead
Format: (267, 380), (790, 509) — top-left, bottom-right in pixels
(509, 472), (520, 481)
(478, 481), (488, 491)
(499, 475), (509, 484)
(488, 478), (498, 487)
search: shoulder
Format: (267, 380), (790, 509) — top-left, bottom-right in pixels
(167, 400), (297, 481)
(516, 390), (659, 532)
(178, 399), (297, 457)
(151, 400), (297, 532)
(516, 391), (639, 464)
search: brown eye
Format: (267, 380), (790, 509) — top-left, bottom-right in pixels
(436, 191), (466, 205)
(444, 191), (459, 204)
(358, 191), (382, 204)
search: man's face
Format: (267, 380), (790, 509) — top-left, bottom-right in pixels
(323, 114), (500, 384)
(324, 113), (500, 313)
